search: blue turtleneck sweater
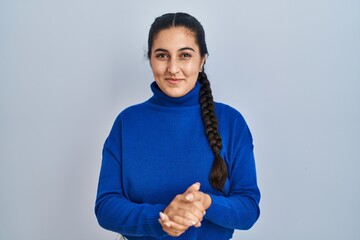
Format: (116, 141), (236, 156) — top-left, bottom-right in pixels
(95, 82), (260, 240)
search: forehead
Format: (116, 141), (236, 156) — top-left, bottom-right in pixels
(152, 27), (198, 50)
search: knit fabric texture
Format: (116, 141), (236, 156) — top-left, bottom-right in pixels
(95, 81), (261, 240)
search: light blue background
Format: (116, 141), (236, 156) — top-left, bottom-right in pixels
(1, 0), (359, 239)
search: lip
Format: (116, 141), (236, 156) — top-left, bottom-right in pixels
(165, 78), (184, 84)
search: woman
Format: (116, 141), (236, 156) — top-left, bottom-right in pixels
(95, 12), (260, 239)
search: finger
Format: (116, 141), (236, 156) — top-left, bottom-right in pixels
(159, 212), (174, 228)
(159, 217), (189, 232)
(164, 210), (203, 230)
(159, 212), (170, 221)
(167, 201), (205, 221)
(185, 191), (204, 203)
(158, 219), (185, 237)
(158, 217), (171, 228)
(183, 191), (211, 210)
(170, 213), (198, 227)
(183, 187), (204, 203)
(194, 221), (202, 228)
(169, 206), (204, 225)
(184, 182), (200, 194)
(190, 200), (206, 217)
(160, 212), (192, 229)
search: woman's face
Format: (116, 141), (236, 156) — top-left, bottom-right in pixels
(150, 27), (206, 98)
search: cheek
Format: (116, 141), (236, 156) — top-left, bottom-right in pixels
(150, 62), (162, 76)
(153, 60), (168, 70)
(183, 62), (200, 75)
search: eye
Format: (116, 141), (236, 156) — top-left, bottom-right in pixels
(155, 53), (169, 59)
(180, 52), (192, 58)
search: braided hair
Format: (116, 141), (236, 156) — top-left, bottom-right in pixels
(147, 13), (228, 191)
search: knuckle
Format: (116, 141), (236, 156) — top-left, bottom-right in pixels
(184, 211), (193, 219)
(190, 206), (198, 213)
(168, 214), (176, 221)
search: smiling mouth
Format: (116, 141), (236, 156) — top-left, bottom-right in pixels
(165, 78), (184, 84)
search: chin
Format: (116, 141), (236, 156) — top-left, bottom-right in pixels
(165, 90), (186, 98)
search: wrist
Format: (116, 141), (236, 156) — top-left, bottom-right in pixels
(204, 193), (212, 210)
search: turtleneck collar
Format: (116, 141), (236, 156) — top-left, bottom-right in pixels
(148, 81), (200, 107)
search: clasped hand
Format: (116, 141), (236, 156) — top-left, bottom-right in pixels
(158, 182), (212, 237)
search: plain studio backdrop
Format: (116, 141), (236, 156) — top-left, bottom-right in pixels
(1, 0), (359, 239)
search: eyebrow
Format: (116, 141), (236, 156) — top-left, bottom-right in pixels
(153, 47), (196, 53)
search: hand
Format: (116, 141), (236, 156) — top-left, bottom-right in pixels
(183, 184), (212, 211)
(159, 183), (202, 236)
(158, 182), (212, 237)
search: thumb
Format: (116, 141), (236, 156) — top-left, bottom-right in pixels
(185, 182), (200, 193)
(184, 182), (200, 202)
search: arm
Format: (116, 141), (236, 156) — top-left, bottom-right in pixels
(205, 144), (260, 230)
(95, 117), (167, 238)
(200, 111), (261, 230)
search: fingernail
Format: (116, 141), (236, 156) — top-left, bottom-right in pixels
(194, 221), (201, 227)
(203, 211), (206, 215)
(159, 212), (166, 220)
(164, 222), (171, 228)
(185, 194), (193, 201)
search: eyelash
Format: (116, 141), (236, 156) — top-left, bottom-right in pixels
(180, 53), (192, 58)
(155, 53), (192, 59)
(155, 53), (169, 59)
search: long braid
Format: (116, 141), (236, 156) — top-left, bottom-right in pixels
(198, 71), (228, 191)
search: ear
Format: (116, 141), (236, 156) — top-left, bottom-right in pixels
(200, 55), (206, 71)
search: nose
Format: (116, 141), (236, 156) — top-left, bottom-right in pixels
(167, 58), (180, 75)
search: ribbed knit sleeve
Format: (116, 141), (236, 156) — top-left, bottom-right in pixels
(95, 116), (167, 238)
(204, 108), (260, 230)
(205, 146), (260, 230)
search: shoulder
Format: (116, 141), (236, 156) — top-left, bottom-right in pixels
(214, 102), (252, 140)
(214, 103), (254, 153)
(107, 102), (148, 131)
(117, 101), (148, 119)
(214, 102), (247, 125)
